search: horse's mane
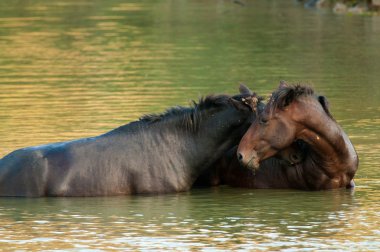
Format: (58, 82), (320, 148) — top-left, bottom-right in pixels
(139, 95), (233, 131)
(107, 92), (259, 135)
(267, 84), (334, 119)
(270, 84), (314, 110)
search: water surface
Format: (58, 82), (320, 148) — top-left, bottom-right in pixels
(0, 0), (379, 250)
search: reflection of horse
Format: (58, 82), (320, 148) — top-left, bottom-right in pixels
(0, 86), (258, 197)
(237, 82), (358, 190)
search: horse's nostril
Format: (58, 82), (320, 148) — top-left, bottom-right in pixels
(237, 153), (244, 162)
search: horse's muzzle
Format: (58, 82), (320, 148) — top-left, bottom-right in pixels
(237, 150), (260, 170)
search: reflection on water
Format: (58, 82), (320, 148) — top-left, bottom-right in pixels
(1, 187), (379, 251)
(0, 0), (380, 250)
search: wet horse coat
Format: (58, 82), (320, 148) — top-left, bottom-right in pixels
(0, 91), (256, 197)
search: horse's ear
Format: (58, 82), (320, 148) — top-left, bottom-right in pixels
(318, 95), (332, 117)
(229, 97), (250, 111)
(239, 84), (253, 96)
(279, 80), (288, 89)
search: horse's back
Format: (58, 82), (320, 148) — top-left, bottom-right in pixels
(0, 138), (105, 197)
(0, 125), (196, 196)
(42, 136), (133, 196)
(0, 147), (49, 197)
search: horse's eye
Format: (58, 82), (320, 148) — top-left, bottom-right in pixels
(259, 117), (268, 125)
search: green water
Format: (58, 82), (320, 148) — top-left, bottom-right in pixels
(0, 0), (379, 250)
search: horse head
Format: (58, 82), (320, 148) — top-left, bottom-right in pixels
(236, 81), (329, 170)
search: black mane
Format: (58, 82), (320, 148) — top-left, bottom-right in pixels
(271, 84), (314, 109)
(139, 95), (233, 131)
(265, 84), (334, 120)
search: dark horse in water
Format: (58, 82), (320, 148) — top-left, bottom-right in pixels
(0, 86), (263, 197)
(236, 82), (358, 190)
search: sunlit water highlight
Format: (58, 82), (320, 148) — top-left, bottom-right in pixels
(0, 0), (379, 250)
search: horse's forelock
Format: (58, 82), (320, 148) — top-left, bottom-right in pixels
(267, 84), (315, 115)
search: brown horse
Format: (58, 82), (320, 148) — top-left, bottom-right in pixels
(236, 82), (358, 190)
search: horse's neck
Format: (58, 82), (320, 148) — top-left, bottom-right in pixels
(296, 105), (358, 178)
(154, 112), (236, 177)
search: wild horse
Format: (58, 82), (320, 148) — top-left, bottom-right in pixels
(236, 82), (358, 190)
(0, 86), (262, 197)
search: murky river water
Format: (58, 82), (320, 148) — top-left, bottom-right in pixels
(0, 0), (379, 250)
